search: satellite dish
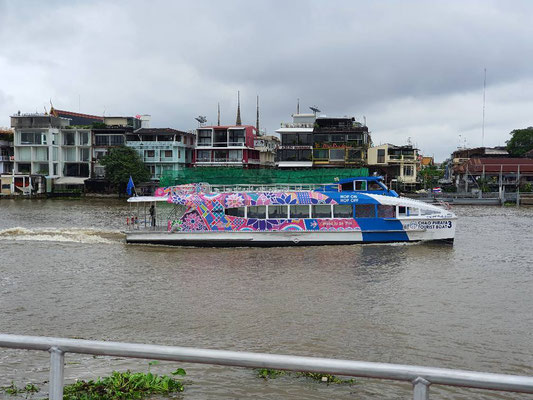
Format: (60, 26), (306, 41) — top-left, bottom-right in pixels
(194, 116), (207, 124)
(309, 106), (321, 114)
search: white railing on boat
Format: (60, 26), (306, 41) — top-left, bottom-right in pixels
(1, 334), (532, 400)
(209, 183), (326, 193)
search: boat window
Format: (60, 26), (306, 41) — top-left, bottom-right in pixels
(368, 181), (383, 190)
(248, 206), (266, 219)
(268, 205), (288, 219)
(355, 180), (367, 191)
(341, 181), (354, 191)
(377, 205), (395, 218)
(420, 208), (439, 216)
(225, 207), (245, 217)
(397, 206), (407, 217)
(312, 205), (332, 218)
(333, 204), (353, 218)
(290, 205), (310, 219)
(355, 204), (375, 218)
(408, 207), (420, 216)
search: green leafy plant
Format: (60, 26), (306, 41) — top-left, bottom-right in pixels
(61, 370), (185, 400)
(257, 368), (286, 379)
(256, 369), (355, 385)
(0, 381), (40, 395)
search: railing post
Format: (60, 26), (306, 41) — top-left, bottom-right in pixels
(413, 377), (430, 400)
(49, 346), (64, 400)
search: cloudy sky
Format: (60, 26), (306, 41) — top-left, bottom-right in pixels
(1, 0), (532, 160)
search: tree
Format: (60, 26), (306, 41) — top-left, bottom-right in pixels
(506, 127), (533, 156)
(100, 146), (151, 194)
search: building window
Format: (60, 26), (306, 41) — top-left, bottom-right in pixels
(64, 163), (89, 177)
(144, 150), (155, 158)
(403, 165), (414, 176)
(63, 132), (75, 146)
(80, 148), (90, 161)
(377, 149), (385, 163)
(197, 150), (210, 161)
(347, 149), (362, 161)
(313, 149), (328, 160)
(197, 129), (212, 146)
(164, 150), (172, 158)
(20, 132), (45, 145)
(281, 133), (297, 146)
(329, 149), (345, 161)
(18, 163), (31, 173)
(110, 135), (124, 146)
(95, 135), (109, 146)
(80, 131), (89, 145)
(229, 129), (245, 145)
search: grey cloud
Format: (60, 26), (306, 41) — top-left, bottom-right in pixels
(1, 0), (532, 160)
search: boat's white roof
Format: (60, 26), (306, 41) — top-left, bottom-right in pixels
(127, 196), (169, 203)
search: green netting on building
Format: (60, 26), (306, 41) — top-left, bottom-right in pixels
(159, 167), (369, 187)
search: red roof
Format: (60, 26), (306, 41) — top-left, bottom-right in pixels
(457, 157), (533, 174)
(51, 108), (104, 121)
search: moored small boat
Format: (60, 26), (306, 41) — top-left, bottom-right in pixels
(126, 177), (456, 246)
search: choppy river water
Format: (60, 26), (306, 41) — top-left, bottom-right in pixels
(0, 199), (532, 399)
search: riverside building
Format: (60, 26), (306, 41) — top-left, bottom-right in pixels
(10, 112), (92, 193)
(126, 128), (195, 180)
(194, 124), (260, 168)
(275, 113), (315, 168)
(312, 116), (370, 167)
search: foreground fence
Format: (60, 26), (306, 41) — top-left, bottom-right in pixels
(1, 334), (533, 400)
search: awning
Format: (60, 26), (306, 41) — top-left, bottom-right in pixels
(54, 177), (87, 185)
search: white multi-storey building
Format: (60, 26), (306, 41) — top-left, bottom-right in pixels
(11, 113), (92, 192)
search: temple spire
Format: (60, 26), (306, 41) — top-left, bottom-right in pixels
(256, 95), (260, 134)
(236, 91), (242, 126)
(217, 102), (220, 126)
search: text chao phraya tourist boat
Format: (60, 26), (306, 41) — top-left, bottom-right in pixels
(126, 177), (457, 246)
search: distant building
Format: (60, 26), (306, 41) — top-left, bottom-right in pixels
(194, 125), (260, 168)
(0, 129), (14, 175)
(10, 113), (92, 192)
(275, 113), (314, 168)
(254, 135), (279, 167)
(126, 128), (195, 180)
(312, 116), (370, 167)
(420, 156), (434, 168)
(368, 144), (419, 186)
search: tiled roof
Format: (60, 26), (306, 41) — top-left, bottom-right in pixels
(51, 108), (104, 121)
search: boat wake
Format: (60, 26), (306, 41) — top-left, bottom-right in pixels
(0, 227), (125, 244)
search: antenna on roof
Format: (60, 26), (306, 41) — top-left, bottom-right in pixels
(256, 95), (260, 133)
(236, 91), (242, 126)
(482, 68), (486, 147)
(297, 98), (300, 114)
(195, 116), (207, 127)
(309, 106), (321, 115)
(217, 102), (220, 126)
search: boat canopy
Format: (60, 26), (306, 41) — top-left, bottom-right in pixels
(127, 196), (169, 203)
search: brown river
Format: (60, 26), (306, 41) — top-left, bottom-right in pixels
(0, 199), (532, 399)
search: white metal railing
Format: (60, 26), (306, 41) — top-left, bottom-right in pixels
(1, 334), (532, 400)
(209, 183), (324, 193)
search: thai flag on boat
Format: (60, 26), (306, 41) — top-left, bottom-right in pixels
(127, 176), (135, 196)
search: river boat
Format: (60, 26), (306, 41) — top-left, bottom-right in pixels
(125, 177), (456, 246)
